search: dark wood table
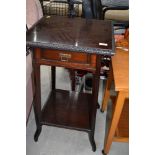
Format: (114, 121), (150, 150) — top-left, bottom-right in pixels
(26, 15), (115, 152)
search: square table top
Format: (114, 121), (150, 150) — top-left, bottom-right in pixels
(26, 15), (115, 56)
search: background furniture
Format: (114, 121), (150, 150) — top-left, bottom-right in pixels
(42, 0), (83, 17)
(101, 48), (129, 155)
(93, 0), (129, 20)
(26, 15), (114, 151)
(39, 0), (94, 18)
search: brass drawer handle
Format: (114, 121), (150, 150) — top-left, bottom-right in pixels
(59, 53), (71, 62)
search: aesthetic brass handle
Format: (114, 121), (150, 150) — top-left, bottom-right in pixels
(59, 53), (71, 62)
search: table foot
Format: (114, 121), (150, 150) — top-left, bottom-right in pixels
(34, 127), (42, 142)
(102, 150), (107, 155)
(88, 133), (96, 152)
(97, 102), (100, 109)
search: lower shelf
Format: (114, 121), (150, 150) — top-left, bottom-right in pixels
(41, 89), (92, 132)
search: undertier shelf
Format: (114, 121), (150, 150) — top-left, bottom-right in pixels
(41, 89), (92, 132)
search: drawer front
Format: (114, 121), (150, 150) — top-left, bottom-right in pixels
(34, 49), (97, 72)
(41, 50), (91, 64)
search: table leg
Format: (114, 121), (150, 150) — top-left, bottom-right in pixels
(51, 66), (56, 90)
(101, 67), (113, 112)
(97, 102), (100, 109)
(89, 132), (96, 152)
(102, 91), (126, 154)
(70, 69), (75, 91)
(89, 55), (101, 151)
(33, 63), (42, 142)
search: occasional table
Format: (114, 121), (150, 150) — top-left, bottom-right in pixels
(26, 15), (114, 151)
